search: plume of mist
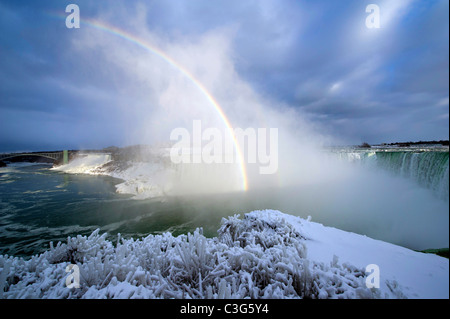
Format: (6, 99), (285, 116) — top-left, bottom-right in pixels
(70, 9), (337, 190)
(67, 6), (448, 250)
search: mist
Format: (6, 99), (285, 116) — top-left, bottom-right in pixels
(64, 8), (449, 251)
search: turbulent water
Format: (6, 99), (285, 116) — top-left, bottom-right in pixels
(0, 147), (448, 259)
(0, 163), (265, 257)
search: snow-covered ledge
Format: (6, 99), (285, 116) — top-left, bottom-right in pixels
(0, 210), (447, 299)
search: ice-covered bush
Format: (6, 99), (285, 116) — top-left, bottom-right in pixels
(0, 210), (379, 299)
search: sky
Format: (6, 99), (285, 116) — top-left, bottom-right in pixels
(0, 0), (448, 152)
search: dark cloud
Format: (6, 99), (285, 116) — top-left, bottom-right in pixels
(0, 0), (448, 152)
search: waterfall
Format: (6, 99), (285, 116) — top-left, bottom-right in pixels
(52, 153), (112, 174)
(375, 151), (449, 201)
(331, 149), (449, 201)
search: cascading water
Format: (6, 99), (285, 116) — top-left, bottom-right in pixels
(375, 151), (449, 200)
(52, 153), (112, 174)
(332, 149), (449, 201)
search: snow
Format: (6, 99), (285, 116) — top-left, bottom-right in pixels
(52, 153), (172, 199)
(29, 153), (450, 298)
(276, 212), (449, 299)
(103, 161), (174, 199)
(0, 210), (447, 299)
(53, 153), (242, 199)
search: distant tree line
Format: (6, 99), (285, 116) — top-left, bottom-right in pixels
(381, 140), (449, 147)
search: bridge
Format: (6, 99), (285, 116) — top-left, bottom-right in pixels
(0, 150), (73, 164)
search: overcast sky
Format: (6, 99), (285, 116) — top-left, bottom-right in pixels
(0, 0), (448, 152)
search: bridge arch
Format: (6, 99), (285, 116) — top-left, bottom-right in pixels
(0, 151), (70, 165)
(0, 154), (57, 162)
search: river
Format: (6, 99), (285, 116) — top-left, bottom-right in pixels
(0, 148), (449, 258)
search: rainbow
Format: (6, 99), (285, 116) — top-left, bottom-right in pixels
(48, 13), (248, 191)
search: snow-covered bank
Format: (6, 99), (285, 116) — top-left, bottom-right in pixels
(53, 152), (243, 199)
(52, 153), (171, 199)
(98, 161), (174, 199)
(0, 210), (447, 299)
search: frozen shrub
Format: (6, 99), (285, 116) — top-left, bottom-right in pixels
(0, 210), (390, 299)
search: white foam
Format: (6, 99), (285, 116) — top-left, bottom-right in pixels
(52, 154), (112, 175)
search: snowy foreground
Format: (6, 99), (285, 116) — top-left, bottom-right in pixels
(0, 210), (447, 299)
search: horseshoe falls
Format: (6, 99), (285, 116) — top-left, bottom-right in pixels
(333, 149), (449, 201)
